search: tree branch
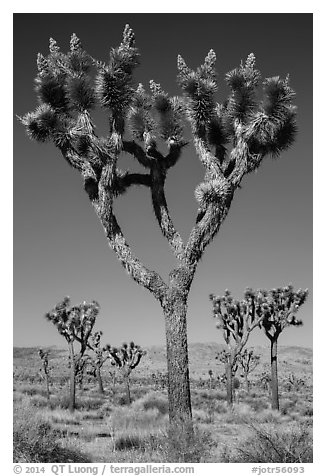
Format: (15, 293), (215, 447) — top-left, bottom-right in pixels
(150, 164), (186, 262)
(119, 172), (151, 189)
(122, 140), (152, 168)
(92, 165), (168, 303)
(227, 139), (249, 187)
(60, 145), (98, 181)
(164, 142), (187, 169)
(193, 136), (225, 180)
(185, 198), (232, 266)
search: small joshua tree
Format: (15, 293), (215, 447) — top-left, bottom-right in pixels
(88, 331), (112, 394)
(216, 349), (240, 402)
(210, 289), (264, 405)
(106, 342), (146, 404)
(208, 369), (214, 389)
(260, 370), (272, 392)
(239, 348), (260, 393)
(73, 354), (91, 391)
(38, 348), (51, 400)
(45, 297), (99, 411)
(259, 285), (308, 410)
(20, 26), (298, 435)
(285, 373), (306, 392)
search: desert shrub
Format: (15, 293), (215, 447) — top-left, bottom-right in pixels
(110, 430), (167, 461)
(82, 412), (104, 421)
(113, 385), (147, 404)
(49, 394), (71, 410)
(48, 394), (104, 411)
(77, 396), (105, 411)
(116, 394), (131, 406)
(115, 434), (143, 451)
(13, 392), (24, 404)
(254, 409), (290, 424)
(133, 391), (169, 415)
(43, 409), (83, 425)
(98, 402), (113, 417)
(221, 421), (312, 463)
(166, 423), (213, 463)
(193, 389), (226, 405)
(110, 406), (164, 432)
(280, 400), (295, 415)
(249, 398), (269, 412)
(215, 402), (228, 414)
(18, 384), (48, 398)
(29, 395), (49, 408)
(192, 409), (209, 422)
(301, 406), (313, 417)
(13, 401), (90, 463)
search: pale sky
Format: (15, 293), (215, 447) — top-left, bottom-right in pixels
(14, 13), (312, 349)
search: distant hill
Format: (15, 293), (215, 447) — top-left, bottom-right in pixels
(13, 343), (312, 384)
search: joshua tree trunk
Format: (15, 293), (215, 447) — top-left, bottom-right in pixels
(68, 342), (76, 412)
(111, 371), (116, 396)
(45, 374), (50, 401)
(125, 373), (131, 405)
(270, 338), (280, 410)
(163, 292), (192, 426)
(244, 373), (250, 393)
(226, 359), (234, 406)
(97, 366), (105, 395)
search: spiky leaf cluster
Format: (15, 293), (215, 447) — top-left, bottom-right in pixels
(244, 76), (297, 159)
(239, 348), (260, 375)
(149, 81), (184, 144)
(177, 49), (297, 169)
(127, 83), (157, 144)
(95, 24), (139, 127)
(216, 349), (239, 373)
(19, 104), (59, 142)
(34, 34), (95, 112)
(209, 287), (262, 345)
(19, 32), (98, 150)
(88, 330), (113, 369)
(224, 53), (261, 126)
(258, 285), (308, 340)
(194, 177), (232, 206)
(45, 297), (99, 344)
(177, 51), (218, 137)
(106, 341), (146, 374)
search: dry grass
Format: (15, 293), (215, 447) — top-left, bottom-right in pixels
(13, 398), (90, 463)
(13, 344), (313, 463)
(220, 420), (313, 463)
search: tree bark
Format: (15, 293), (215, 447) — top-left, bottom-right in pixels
(270, 338), (279, 410)
(97, 366), (105, 395)
(226, 360), (234, 406)
(163, 292), (192, 426)
(68, 342), (76, 412)
(125, 373), (131, 405)
(244, 373), (250, 393)
(45, 374), (50, 401)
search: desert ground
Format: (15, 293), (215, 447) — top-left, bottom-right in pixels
(13, 343), (313, 463)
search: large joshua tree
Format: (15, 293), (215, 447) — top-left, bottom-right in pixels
(19, 25), (297, 429)
(259, 285), (308, 410)
(209, 289), (264, 405)
(45, 297), (99, 411)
